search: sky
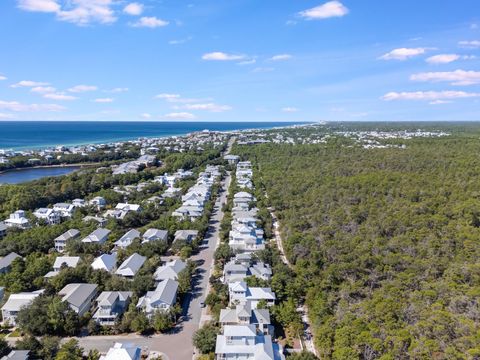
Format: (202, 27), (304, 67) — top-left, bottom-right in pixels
(0, 0), (479, 122)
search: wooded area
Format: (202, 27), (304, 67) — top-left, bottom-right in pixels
(235, 127), (480, 359)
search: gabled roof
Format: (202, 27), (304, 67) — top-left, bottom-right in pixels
(99, 342), (141, 360)
(0, 252), (21, 270)
(142, 228), (168, 241)
(59, 283), (98, 308)
(53, 256), (80, 269)
(1, 290), (44, 312)
(154, 259), (186, 281)
(91, 253), (117, 272)
(54, 229), (80, 242)
(82, 228), (110, 243)
(96, 291), (132, 307)
(116, 253), (146, 277)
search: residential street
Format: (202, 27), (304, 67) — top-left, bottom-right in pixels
(6, 139), (235, 360)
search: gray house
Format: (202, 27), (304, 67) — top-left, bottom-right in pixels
(114, 229), (141, 249)
(93, 291), (132, 326)
(54, 229), (80, 252)
(142, 229), (168, 243)
(82, 228), (111, 244)
(58, 283), (98, 316)
(174, 230), (199, 244)
(0, 253), (21, 274)
(115, 253), (146, 278)
(137, 278), (178, 317)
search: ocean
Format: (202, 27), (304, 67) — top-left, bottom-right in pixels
(0, 121), (306, 150)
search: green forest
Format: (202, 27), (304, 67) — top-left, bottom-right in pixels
(235, 125), (480, 359)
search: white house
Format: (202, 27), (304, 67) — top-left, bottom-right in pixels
(114, 229), (141, 249)
(99, 343), (141, 360)
(91, 253), (117, 273)
(153, 259), (186, 283)
(228, 281), (276, 309)
(45, 256), (81, 278)
(136, 278), (178, 317)
(89, 196), (107, 210)
(1, 290), (44, 326)
(53, 203), (76, 218)
(4, 210), (30, 230)
(142, 229), (168, 243)
(33, 208), (61, 225)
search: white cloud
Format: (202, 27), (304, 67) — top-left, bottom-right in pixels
(410, 70), (480, 86)
(31, 86), (56, 93)
(429, 100), (452, 105)
(93, 97), (114, 103)
(130, 16), (169, 28)
(380, 47), (428, 60)
(459, 40), (480, 48)
(57, 0), (117, 25)
(123, 2), (143, 16)
(282, 107), (299, 112)
(237, 59), (256, 66)
(11, 80), (49, 88)
(44, 93), (78, 101)
(182, 103), (232, 112)
(0, 113), (15, 119)
(269, 54), (292, 61)
(163, 112), (196, 119)
(140, 113), (152, 119)
(108, 87), (129, 93)
(0, 100), (65, 112)
(0, 75), (7, 81)
(299, 1), (349, 20)
(68, 84), (98, 93)
(202, 52), (246, 61)
(18, 0), (60, 13)
(426, 54), (460, 64)
(381, 90), (480, 101)
(169, 36), (192, 45)
(155, 93), (181, 101)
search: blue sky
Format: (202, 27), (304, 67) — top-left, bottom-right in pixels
(0, 0), (479, 122)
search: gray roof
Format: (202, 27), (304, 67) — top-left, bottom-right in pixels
(150, 278), (178, 306)
(96, 291), (132, 307)
(1, 350), (30, 360)
(55, 229), (80, 242)
(116, 253), (146, 277)
(83, 228), (110, 243)
(0, 252), (21, 270)
(174, 230), (199, 241)
(59, 283), (98, 308)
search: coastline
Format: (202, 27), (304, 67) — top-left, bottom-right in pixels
(0, 163), (95, 176)
(0, 121), (315, 152)
(0, 121), (312, 153)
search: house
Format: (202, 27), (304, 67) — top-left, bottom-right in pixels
(219, 303), (272, 335)
(91, 253), (117, 273)
(137, 278), (178, 317)
(45, 256), (81, 278)
(116, 253), (146, 278)
(1, 350), (31, 360)
(215, 324), (285, 360)
(4, 210), (31, 230)
(233, 192), (254, 209)
(54, 229), (80, 252)
(105, 203), (142, 220)
(142, 229), (168, 243)
(53, 203), (76, 218)
(174, 230), (199, 244)
(72, 199), (86, 207)
(33, 208), (61, 225)
(89, 196), (107, 210)
(229, 222), (265, 253)
(82, 215), (107, 227)
(82, 228), (111, 244)
(58, 283), (98, 316)
(0, 222), (7, 238)
(228, 281), (276, 308)
(114, 229), (141, 249)
(153, 259), (186, 283)
(0, 253), (21, 274)
(93, 291), (132, 326)
(224, 154), (240, 164)
(1, 290), (44, 326)
(99, 343), (141, 360)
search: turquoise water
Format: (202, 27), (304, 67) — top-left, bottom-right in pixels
(0, 166), (80, 184)
(0, 121), (306, 150)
